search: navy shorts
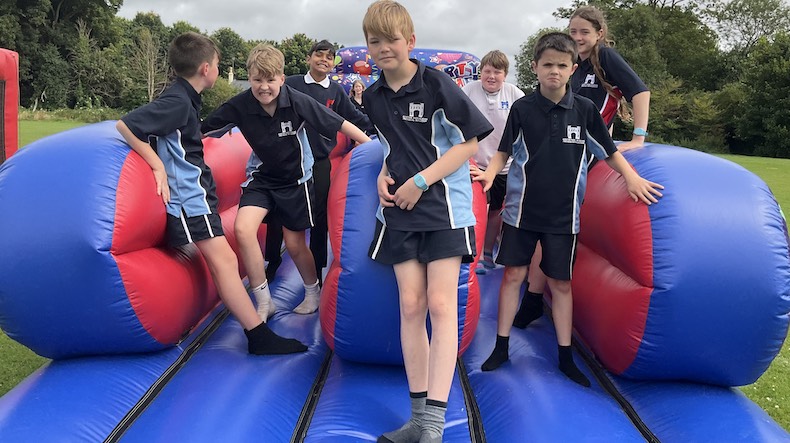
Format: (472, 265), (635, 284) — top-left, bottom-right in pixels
(240, 179), (315, 231)
(495, 224), (577, 281)
(369, 221), (476, 265)
(166, 209), (224, 248)
(488, 173), (507, 212)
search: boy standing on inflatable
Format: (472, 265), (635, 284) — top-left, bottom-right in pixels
(570, 5), (650, 152)
(202, 44), (370, 323)
(116, 33), (307, 355)
(262, 40), (372, 302)
(473, 33), (662, 386)
(462, 50), (525, 275)
(362, 2), (493, 442)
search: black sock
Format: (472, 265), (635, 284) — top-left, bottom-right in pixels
(513, 289), (543, 329)
(245, 322), (307, 355)
(558, 345), (590, 387)
(482, 335), (509, 371)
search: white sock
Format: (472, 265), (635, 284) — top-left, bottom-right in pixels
(252, 281), (276, 321)
(294, 280), (320, 314)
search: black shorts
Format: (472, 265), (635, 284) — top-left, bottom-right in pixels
(488, 173), (507, 212)
(166, 209), (224, 248)
(495, 224), (577, 281)
(368, 221), (476, 265)
(240, 179), (315, 231)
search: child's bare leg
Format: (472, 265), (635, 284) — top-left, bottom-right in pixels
(514, 243), (546, 328)
(546, 277), (589, 387)
(378, 259), (429, 443)
(235, 206), (276, 320)
(195, 237), (306, 355)
(482, 265), (527, 371)
(284, 228), (320, 314)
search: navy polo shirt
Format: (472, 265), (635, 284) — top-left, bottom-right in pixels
(285, 74), (371, 160)
(364, 60), (493, 231)
(499, 88), (617, 234)
(121, 77), (219, 218)
(571, 45), (648, 125)
(201, 85), (344, 189)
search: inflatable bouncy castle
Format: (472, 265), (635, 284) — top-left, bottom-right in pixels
(0, 47), (788, 441)
(0, 48), (19, 163)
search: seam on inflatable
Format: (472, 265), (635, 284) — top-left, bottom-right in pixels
(103, 308), (230, 443)
(290, 350), (334, 442)
(457, 358), (486, 443)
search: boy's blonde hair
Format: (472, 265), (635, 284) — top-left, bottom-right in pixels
(168, 32), (220, 78)
(362, 0), (414, 42)
(246, 43), (285, 78)
(480, 50), (510, 75)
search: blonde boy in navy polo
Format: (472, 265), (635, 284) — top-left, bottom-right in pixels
(362, 2), (493, 442)
(201, 44), (370, 323)
(117, 32), (306, 356)
(473, 32), (663, 387)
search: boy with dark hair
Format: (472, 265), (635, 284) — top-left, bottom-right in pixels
(362, 2), (493, 442)
(462, 49), (525, 275)
(116, 32), (307, 355)
(473, 32), (663, 386)
(202, 44), (370, 322)
(261, 39), (372, 314)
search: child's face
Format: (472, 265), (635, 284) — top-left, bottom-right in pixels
(353, 82), (365, 94)
(307, 49), (335, 78)
(531, 49), (577, 94)
(203, 53), (221, 89)
(480, 64), (506, 94)
(366, 31), (415, 73)
(249, 69), (285, 107)
(569, 17), (603, 59)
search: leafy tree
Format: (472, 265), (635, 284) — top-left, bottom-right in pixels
(706, 0), (790, 53)
(128, 27), (169, 103)
(278, 33), (316, 76)
(201, 79), (242, 119)
(211, 28), (247, 82)
(514, 27), (563, 93)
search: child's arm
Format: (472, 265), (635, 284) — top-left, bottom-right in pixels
(116, 120), (170, 204)
(339, 120), (372, 147)
(377, 162), (396, 208)
(604, 151), (663, 204)
(618, 91), (650, 152)
(392, 138), (478, 211)
(471, 151), (508, 192)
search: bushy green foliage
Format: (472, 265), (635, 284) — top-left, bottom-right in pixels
(201, 80), (243, 119)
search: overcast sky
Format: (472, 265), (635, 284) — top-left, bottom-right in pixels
(118, 0), (571, 82)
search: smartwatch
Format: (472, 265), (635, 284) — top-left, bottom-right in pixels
(413, 173), (429, 192)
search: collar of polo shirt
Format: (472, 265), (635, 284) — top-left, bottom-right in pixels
(304, 72), (330, 89)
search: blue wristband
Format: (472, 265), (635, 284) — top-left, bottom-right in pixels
(413, 173), (429, 192)
(633, 127), (648, 137)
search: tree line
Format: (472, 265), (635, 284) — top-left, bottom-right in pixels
(1, 0), (788, 157)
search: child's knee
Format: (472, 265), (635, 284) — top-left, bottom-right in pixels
(502, 266), (528, 286)
(400, 295), (427, 319)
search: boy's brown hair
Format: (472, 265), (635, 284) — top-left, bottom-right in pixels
(533, 32), (577, 64)
(362, 0), (414, 42)
(480, 50), (510, 74)
(246, 43), (285, 78)
(168, 32), (220, 78)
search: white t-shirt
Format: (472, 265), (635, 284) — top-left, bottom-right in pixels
(462, 80), (525, 174)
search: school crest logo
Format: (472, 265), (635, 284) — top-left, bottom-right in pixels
(403, 102), (428, 123)
(581, 74), (598, 88)
(278, 121), (297, 137)
(500, 100), (510, 111)
(562, 125), (585, 145)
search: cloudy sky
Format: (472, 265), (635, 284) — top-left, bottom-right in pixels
(118, 0), (572, 82)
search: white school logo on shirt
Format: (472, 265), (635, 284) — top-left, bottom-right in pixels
(278, 121), (297, 137)
(582, 74), (598, 88)
(562, 125), (585, 145)
(403, 102), (428, 123)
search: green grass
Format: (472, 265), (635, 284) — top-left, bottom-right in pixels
(0, 126), (788, 432)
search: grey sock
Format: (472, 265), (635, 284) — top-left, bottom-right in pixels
(419, 400), (447, 443)
(378, 392), (426, 443)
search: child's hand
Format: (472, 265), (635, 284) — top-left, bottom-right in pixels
(470, 167), (494, 192)
(152, 166), (170, 204)
(618, 139), (643, 152)
(627, 177), (663, 205)
(393, 179), (424, 211)
(378, 174), (396, 207)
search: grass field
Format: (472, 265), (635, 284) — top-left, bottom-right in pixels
(1, 124), (788, 431)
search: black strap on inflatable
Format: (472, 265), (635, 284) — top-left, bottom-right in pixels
(290, 349), (334, 443)
(103, 308), (230, 443)
(457, 358), (487, 443)
(571, 337), (661, 443)
(0, 80), (6, 164)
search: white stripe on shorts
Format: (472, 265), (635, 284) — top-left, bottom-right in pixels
(464, 226), (473, 256)
(370, 224), (387, 259)
(180, 211), (193, 244)
(204, 214), (215, 237)
(567, 235), (578, 279)
(304, 182), (315, 226)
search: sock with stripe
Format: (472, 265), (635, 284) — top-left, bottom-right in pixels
(377, 391), (427, 443)
(419, 399), (447, 443)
